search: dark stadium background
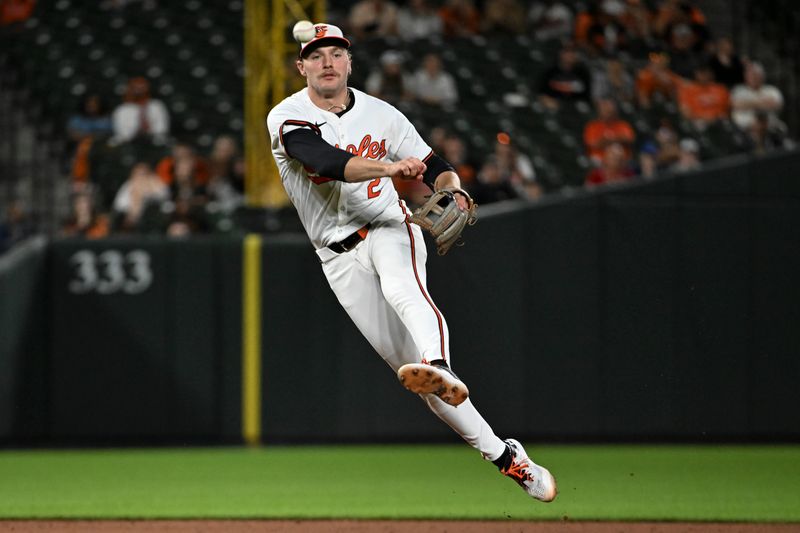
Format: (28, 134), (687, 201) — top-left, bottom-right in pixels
(0, 0), (798, 447)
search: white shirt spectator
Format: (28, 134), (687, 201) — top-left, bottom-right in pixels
(730, 62), (784, 130)
(730, 84), (783, 130)
(410, 54), (458, 107)
(396, 0), (443, 40)
(111, 99), (170, 144)
(365, 50), (414, 104)
(112, 162), (170, 228)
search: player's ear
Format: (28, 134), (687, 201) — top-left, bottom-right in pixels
(296, 59), (306, 77)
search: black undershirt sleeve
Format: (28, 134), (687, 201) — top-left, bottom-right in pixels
(421, 154), (455, 191)
(282, 128), (355, 181)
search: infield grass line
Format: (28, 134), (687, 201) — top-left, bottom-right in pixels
(0, 445), (797, 521)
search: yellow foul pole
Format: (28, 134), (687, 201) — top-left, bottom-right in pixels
(244, 0), (325, 208)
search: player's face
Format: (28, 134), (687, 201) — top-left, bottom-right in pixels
(298, 46), (351, 99)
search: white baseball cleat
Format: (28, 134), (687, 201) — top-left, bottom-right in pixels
(397, 359), (469, 407)
(500, 439), (558, 502)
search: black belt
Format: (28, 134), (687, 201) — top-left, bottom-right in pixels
(328, 224), (370, 254)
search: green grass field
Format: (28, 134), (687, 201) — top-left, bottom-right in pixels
(0, 445), (798, 521)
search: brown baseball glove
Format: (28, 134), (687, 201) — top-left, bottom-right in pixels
(409, 188), (478, 255)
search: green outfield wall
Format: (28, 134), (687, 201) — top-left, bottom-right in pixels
(0, 150), (798, 444)
(0, 236), (48, 441)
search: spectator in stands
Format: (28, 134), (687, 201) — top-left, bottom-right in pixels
(573, 1), (598, 51)
(67, 94), (112, 184)
(349, 0), (398, 40)
(156, 142), (210, 203)
(61, 186), (110, 239)
(745, 111), (794, 155)
(396, 0), (442, 41)
(637, 140), (659, 180)
(678, 63), (729, 129)
(584, 142), (635, 186)
(156, 142), (213, 236)
(410, 53), (458, 107)
(653, 118), (682, 168)
(492, 132), (540, 198)
(583, 98), (636, 164)
(707, 36), (745, 88)
(730, 62), (784, 131)
(482, 0), (527, 35)
(537, 42), (592, 110)
(438, 0), (480, 38)
(616, 0), (657, 52)
(441, 133), (477, 184)
(592, 58), (635, 105)
(365, 50), (414, 106)
(165, 196), (208, 237)
(110, 77), (170, 145)
(635, 51), (682, 108)
(207, 135), (245, 212)
(67, 94), (112, 144)
(528, 0), (573, 42)
(0, 0), (35, 26)
(112, 162), (169, 232)
(654, 0), (709, 52)
(671, 137), (702, 172)
(472, 158), (524, 205)
(665, 23), (701, 79)
(584, 3), (629, 57)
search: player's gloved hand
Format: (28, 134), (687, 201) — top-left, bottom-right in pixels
(387, 157), (426, 181)
(410, 188), (477, 256)
(452, 190), (470, 211)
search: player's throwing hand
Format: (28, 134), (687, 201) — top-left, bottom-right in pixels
(387, 157), (426, 181)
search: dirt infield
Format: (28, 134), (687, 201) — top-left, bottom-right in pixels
(0, 521), (797, 532)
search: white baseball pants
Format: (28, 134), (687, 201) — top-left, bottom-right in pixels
(316, 215), (506, 461)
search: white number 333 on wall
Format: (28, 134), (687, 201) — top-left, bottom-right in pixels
(68, 249), (153, 295)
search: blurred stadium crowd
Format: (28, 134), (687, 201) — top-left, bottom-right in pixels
(0, 0), (796, 251)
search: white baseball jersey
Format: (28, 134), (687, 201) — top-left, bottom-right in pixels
(267, 87), (432, 249)
(266, 84), (507, 465)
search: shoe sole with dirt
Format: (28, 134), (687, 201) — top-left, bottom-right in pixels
(397, 363), (469, 407)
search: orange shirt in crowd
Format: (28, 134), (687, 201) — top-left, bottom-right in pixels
(0, 0), (35, 25)
(583, 119), (636, 162)
(678, 82), (730, 121)
(636, 67), (683, 102)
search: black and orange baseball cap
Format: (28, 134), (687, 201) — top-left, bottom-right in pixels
(299, 23), (351, 58)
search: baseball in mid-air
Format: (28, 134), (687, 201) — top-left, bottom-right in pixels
(292, 20), (315, 43)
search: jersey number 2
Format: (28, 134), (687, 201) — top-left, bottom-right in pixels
(367, 178), (382, 199)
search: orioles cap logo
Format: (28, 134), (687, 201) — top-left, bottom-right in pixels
(315, 25), (328, 38)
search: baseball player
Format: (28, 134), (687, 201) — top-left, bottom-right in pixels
(266, 22), (557, 503)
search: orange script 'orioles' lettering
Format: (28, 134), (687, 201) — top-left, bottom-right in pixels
(335, 135), (387, 160)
